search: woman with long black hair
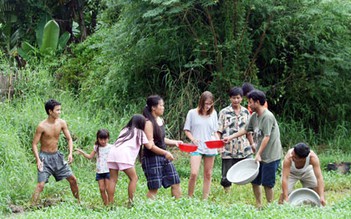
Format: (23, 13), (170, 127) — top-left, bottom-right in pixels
(142, 95), (183, 199)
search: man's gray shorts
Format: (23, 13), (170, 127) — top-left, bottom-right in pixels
(38, 151), (73, 183)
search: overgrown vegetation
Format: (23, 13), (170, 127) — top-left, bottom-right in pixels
(1, 0), (351, 217)
(1, 60), (351, 217)
(50, 0), (351, 142)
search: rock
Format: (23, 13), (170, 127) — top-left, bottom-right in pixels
(327, 162), (350, 174)
(9, 204), (24, 214)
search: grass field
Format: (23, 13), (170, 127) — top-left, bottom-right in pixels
(3, 147), (351, 219)
(1, 96), (351, 219)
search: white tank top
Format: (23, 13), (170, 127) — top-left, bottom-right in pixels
(291, 152), (312, 173)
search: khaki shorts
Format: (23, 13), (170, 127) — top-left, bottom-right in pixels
(288, 169), (317, 194)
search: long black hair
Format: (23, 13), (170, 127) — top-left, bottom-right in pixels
(142, 95), (163, 142)
(95, 129), (110, 156)
(114, 114), (146, 147)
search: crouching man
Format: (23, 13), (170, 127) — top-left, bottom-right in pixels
(279, 142), (326, 206)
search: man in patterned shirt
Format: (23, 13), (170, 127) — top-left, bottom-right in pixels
(224, 90), (282, 208)
(217, 87), (254, 192)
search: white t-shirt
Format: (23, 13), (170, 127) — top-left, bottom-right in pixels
(184, 108), (219, 155)
(94, 144), (112, 173)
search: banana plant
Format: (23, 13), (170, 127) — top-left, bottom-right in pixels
(40, 20), (60, 54)
(18, 19), (71, 60)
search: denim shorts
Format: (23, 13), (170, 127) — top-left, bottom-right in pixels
(96, 172), (110, 181)
(251, 159), (281, 188)
(190, 152), (217, 157)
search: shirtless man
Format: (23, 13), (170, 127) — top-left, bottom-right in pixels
(279, 142), (326, 206)
(31, 99), (80, 205)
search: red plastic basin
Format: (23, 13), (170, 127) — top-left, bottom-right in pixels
(179, 143), (198, 153)
(205, 140), (225, 149)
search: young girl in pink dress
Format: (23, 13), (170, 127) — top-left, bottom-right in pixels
(107, 114), (171, 206)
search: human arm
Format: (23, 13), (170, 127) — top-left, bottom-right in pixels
(217, 131), (222, 139)
(246, 133), (256, 153)
(255, 135), (270, 162)
(165, 138), (183, 147)
(143, 141), (173, 160)
(216, 131), (224, 153)
(184, 130), (200, 144)
(311, 153), (326, 206)
(183, 109), (200, 145)
(222, 129), (248, 143)
(62, 120), (74, 164)
(32, 125), (44, 170)
(144, 121), (174, 161)
(280, 153), (292, 203)
(75, 148), (96, 159)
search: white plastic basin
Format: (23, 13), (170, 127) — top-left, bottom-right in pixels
(288, 188), (321, 207)
(226, 158), (260, 185)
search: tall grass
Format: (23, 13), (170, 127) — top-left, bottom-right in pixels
(0, 105), (34, 212)
(2, 97), (351, 217)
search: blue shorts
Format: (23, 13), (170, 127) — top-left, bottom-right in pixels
(142, 155), (180, 190)
(96, 172), (110, 181)
(190, 152), (217, 157)
(251, 159), (280, 188)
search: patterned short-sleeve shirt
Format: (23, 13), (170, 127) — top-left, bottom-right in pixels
(218, 105), (252, 159)
(94, 144), (112, 173)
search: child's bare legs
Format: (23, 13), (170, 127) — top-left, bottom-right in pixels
(188, 155), (202, 197)
(107, 169), (119, 205)
(98, 178), (110, 205)
(123, 167), (138, 205)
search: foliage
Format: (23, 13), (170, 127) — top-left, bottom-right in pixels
(250, 0), (351, 137)
(1, 63), (351, 216)
(0, 0), (31, 54)
(54, 28), (107, 94)
(9, 196), (351, 218)
(52, 0), (351, 142)
(0, 101), (40, 212)
(40, 20), (61, 54)
(2, 0), (351, 215)
(17, 19), (71, 61)
(56, 0), (258, 134)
